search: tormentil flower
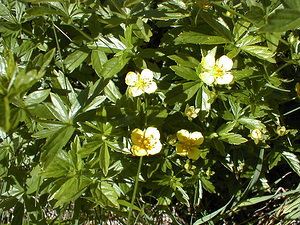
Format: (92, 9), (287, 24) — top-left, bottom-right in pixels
(200, 55), (233, 85)
(250, 129), (263, 144)
(185, 105), (200, 121)
(176, 129), (204, 160)
(125, 69), (157, 97)
(131, 127), (162, 156)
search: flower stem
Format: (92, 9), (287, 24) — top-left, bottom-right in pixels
(127, 156), (143, 225)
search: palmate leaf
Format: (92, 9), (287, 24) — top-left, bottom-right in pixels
(40, 126), (75, 167)
(41, 149), (75, 178)
(90, 182), (119, 208)
(64, 49), (89, 73)
(165, 81), (201, 104)
(53, 176), (91, 207)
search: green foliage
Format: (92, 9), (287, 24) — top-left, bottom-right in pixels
(0, 0), (300, 224)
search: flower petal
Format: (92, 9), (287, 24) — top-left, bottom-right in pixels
(147, 142), (162, 155)
(201, 55), (215, 70)
(187, 147), (201, 160)
(125, 72), (138, 86)
(144, 81), (157, 94)
(132, 145), (147, 156)
(200, 72), (215, 85)
(217, 55), (233, 71)
(140, 69), (154, 81)
(215, 72), (233, 84)
(190, 131), (204, 146)
(128, 86), (144, 97)
(145, 127), (160, 140)
(131, 128), (144, 145)
(176, 143), (188, 156)
(177, 129), (190, 143)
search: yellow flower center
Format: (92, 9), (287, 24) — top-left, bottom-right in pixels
(211, 65), (225, 78)
(136, 136), (155, 149)
(136, 78), (148, 89)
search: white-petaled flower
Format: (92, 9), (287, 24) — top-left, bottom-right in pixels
(131, 127), (162, 156)
(200, 54), (233, 85)
(125, 69), (157, 97)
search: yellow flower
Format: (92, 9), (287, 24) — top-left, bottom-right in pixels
(176, 129), (204, 160)
(200, 55), (233, 85)
(185, 105), (200, 120)
(131, 127), (162, 156)
(250, 129), (263, 144)
(125, 69), (157, 97)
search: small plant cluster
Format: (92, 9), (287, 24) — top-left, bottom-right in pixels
(0, 0), (300, 224)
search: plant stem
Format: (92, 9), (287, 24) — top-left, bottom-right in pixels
(127, 156), (143, 225)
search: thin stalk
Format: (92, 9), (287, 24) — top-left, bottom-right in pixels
(127, 156), (143, 225)
(52, 20), (65, 73)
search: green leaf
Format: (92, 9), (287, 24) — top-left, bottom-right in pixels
(41, 126), (75, 166)
(25, 6), (65, 17)
(219, 133), (248, 145)
(260, 9), (300, 32)
(99, 143), (110, 176)
(175, 32), (231, 45)
(24, 89), (50, 106)
(12, 202), (24, 225)
(91, 182), (119, 208)
(46, 93), (69, 122)
(165, 81), (201, 104)
(41, 149), (75, 178)
(88, 35), (126, 53)
(104, 80), (122, 103)
(193, 197), (235, 224)
(200, 176), (216, 194)
(217, 121), (237, 135)
(53, 176), (91, 207)
(199, 11), (233, 41)
(170, 65), (199, 80)
(281, 151), (300, 177)
(78, 137), (103, 157)
(124, 0), (143, 7)
(0, 96), (10, 131)
(26, 165), (43, 194)
(100, 53), (130, 79)
(168, 54), (199, 68)
(175, 186), (190, 207)
(240, 149), (265, 199)
(240, 45), (275, 63)
(133, 18), (152, 42)
(82, 95), (106, 112)
(238, 118), (266, 130)
(91, 50), (107, 77)
(64, 49), (89, 73)
(195, 86), (212, 119)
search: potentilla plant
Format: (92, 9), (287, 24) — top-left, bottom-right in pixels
(0, 0), (300, 224)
